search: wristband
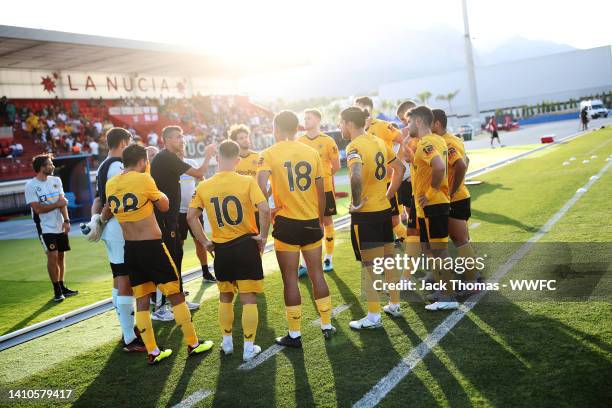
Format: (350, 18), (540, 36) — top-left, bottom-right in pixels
(63, 219), (70, 223)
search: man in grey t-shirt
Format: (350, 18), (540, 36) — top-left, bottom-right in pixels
(24, 154), (79, 302)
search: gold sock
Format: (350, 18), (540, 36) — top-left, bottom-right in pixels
(219, 301), (234, 337)
(135, 311), (157, 353)
(242, 304), (258, 343)
(285, 305), (302, 333)
(324, 224), (335, 256)
(393, 224), (407, 242)
(367, 301), (381, 314)
(314, 295), (332, 325)
(457, 242), (477, 281)
(403, 235), (421, 279)
(173, 302), (198, 346)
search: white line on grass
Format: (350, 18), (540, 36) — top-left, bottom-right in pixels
(469, 222), (481, 230)
(238, 303), (352, 371)
(170, 389), (213, 408)
(352, 161), (612, 408)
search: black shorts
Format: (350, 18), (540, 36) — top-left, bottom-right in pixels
(178, 212), (204, 240)
(386, 182), (400, 216)
(407, 196), (417, 229)
(213, 234), (264, 282)
(124, 239), (180, 297)
(491, 130), (499, 139)
(157, 216), (183, 272)
(350, 209), (394, 261)
(324, 191), (337, 216)
(40, 233), (70, 252)
(110, 263), (129, 278)
(397, 179), (412, 207)
(418, 203), (450, 243)
(272, 215), (323, 246)
(450, 197), (471, 221)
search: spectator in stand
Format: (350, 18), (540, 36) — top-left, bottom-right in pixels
(0, 96), (6, 124)
(26, 111), (39, 136)
(10, 142), (24, 157)
(147, 130), (159, 147)
(93, 120), (103, 137)
(72, 141), (82, 155)
(57, 110), (67, 123)
(89, 138), (99, 163)
(5, 101), (16, 126)
(71, 101), (79, 117)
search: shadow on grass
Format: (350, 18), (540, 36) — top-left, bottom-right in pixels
(469, 182), (538, 233)
(211, 293), (278, 407)
(3, 299), (60, 335)
(436, 298), (612, 407)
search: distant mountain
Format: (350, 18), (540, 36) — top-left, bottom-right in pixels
(477, 36), (576, 65)
(248, 28), (576, 101)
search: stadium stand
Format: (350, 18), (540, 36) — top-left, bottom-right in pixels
(0, 95), (273, 181)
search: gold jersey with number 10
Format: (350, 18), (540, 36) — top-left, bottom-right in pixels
(189, 171), (265, 243)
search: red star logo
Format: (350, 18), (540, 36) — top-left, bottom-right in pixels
(176, 82), (185, 93)
(41, 75), (56, 94)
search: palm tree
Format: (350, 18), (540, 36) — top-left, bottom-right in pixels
(416, 91), (432, 105)
(435, 90), (460, 114)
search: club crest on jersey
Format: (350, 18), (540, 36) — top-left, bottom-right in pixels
(423, 145), (434, 155)
(448, 147), (457, 156)
(257, 157), (264, 166)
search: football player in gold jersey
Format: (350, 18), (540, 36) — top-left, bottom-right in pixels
(102, 144), (214, 365)
(354, 96), (408, 246)
(258, 111), (335, 347)
(396, 100), (423, 280)
(340, 107), (405, 328)
(408, 106), (458, 311)
(298, 109), (340, 273)
(432, 109), (478, 289)
(228, 124), (262, 232)
(229, 124), (259, 179)
(188, 140), (270, 362)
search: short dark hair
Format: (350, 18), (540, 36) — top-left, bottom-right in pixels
(432, 109), (448, 129)
(341, 107), (369, 128)
(106, 127), (132, 149)
(274, 111), (299, 134)
(228, 124), (250, 141)
(32, 154), (52, 172)
(218, 140), (240, 159)
(354, 96), (374, 110)
(304, 109), (322, 119)
(162, 125), (182, 140)
(396, 100), (417, 118)
(407, 105), (434, 127)
(122, 144), (147, 167)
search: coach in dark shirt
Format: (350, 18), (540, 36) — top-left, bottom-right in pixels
(151, 126), (215, 276)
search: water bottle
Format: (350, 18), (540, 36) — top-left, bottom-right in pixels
(80, 223), (91, 235)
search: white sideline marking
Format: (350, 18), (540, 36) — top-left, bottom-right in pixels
(352, 161), (612, 408)
(171, 389), (213, 408)
(469, 222), (481, 230)
(238, 303), (352, 371)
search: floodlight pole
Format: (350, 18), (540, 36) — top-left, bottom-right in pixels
(462, 0), (481, 132)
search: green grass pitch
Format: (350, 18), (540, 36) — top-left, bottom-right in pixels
(0, 128), (610, 407)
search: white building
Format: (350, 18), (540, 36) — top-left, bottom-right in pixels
(379, 46), (612, 116)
